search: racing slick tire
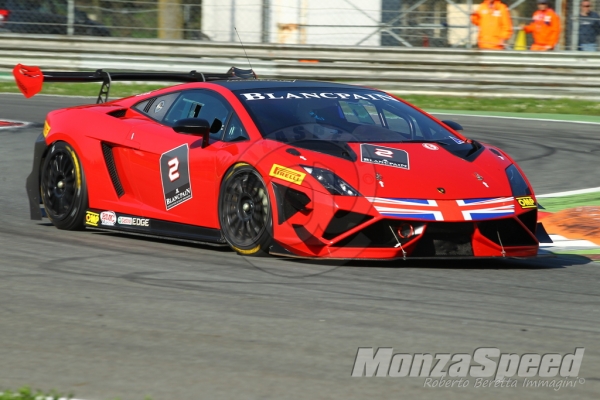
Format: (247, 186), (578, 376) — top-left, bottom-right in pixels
(40, 141), (88, 231)
(219, 164), (273, 256)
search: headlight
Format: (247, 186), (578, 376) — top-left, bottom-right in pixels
(302, 166), (359, 196)
(505, 164), (532, 197)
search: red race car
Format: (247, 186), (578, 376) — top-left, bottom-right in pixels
(16, 64), (548, 260)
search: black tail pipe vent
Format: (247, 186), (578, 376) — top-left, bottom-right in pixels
(101, 142), (125, 197)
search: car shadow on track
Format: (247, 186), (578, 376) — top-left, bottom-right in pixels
(51, 227), (592, 271)
(277, 256), (588, 270)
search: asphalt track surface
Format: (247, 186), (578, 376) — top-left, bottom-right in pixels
(0, 93), (599, 400)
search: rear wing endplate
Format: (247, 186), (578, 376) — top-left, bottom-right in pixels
(12, 64), (257, 103)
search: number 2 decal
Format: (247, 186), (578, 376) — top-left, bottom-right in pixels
(160, 144), (193, 210)
(168, 157), (180, 181)
(374, 148), (393, 158)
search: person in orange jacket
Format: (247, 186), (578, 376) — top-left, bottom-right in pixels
(522, 0), (561, 51)
(471, 0), (514, 50)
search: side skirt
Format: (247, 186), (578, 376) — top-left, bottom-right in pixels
(83, 209), (227, 246)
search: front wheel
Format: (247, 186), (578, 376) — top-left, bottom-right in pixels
(40, 141), (88, 230)
(219, 164), (273, 256)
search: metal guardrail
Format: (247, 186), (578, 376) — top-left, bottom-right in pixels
(1, 34), (600, 99)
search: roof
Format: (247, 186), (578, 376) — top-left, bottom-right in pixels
(210, 79), (372, 91)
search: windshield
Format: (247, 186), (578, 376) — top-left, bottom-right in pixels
(234, 88), (462, 144)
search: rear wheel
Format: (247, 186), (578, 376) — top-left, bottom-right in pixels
(40, 141), (88, 230)
(219, 164), (272, 256)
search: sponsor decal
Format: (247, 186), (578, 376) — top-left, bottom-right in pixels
(100, 211), (117, 226)
(85, 211), (100, 226)
(516, 196), (537, 209)
(422, 143), (439, 151)
(160, 144), (193, 210)
(351, 347), (586, 388)
(132, 218), (150, 227)
(118, 216), (133, 225)
(269, 164), (306, 185)
(360, 144), (409, 170)
(449, 136), (464, 144)
(117, 216), (150, 227)
(239, 91), (399, 102)
(43, 121), (51, 137)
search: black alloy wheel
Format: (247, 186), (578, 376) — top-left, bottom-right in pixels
(219, 164), (272, 256)
(40, 141), (88, 230)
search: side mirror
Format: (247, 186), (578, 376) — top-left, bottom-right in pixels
(441, 120), (463, 131)
(173, 118), (211, 148)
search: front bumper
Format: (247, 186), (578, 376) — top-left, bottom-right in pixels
(270, 183), (542, 260)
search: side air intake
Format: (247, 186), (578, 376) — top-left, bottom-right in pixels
(101, 143), (125, 197)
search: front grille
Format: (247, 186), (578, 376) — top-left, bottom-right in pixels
(322, 210), (373, 240)
(517, 209), (538, 234)
(411, 222), (474, 256)
(478, 218), (537, 246)
(101, 143), (125, 197)
(333, 219), (397, 247)
(332, 219), (425, 248)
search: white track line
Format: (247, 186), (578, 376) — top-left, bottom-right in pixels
(540, 235), (600, 250)
(538, 187), (600, 198)
(431, 112), (600, 126)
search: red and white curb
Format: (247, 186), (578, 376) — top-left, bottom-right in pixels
(0, 118), (29, 129)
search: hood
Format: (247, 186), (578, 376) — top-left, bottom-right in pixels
(279, 141), (515, 200)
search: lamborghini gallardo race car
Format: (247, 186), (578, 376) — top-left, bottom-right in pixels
(16, 64), (548, 260)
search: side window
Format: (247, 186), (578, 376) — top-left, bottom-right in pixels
(163, 90), (232, 139)
(133, 92), (180, 122)
(223, 114), (249, 142)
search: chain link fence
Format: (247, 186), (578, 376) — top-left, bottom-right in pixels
(0, 0), (598, 50)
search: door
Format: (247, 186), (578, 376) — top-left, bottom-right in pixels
(116, 89), (235, 228)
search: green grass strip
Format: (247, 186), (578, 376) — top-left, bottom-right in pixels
(538, 192), (600, 213)
(552, 249), (600, 255)
(0, 82), (168, 99)
(399, 95), (600, 117)
(0, 387), (71, 400)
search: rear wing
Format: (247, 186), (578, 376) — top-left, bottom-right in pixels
(13, 64), (257, 104)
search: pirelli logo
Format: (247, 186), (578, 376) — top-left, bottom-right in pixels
(516, 196), (536, 209)
(269, 164), (305, 185)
